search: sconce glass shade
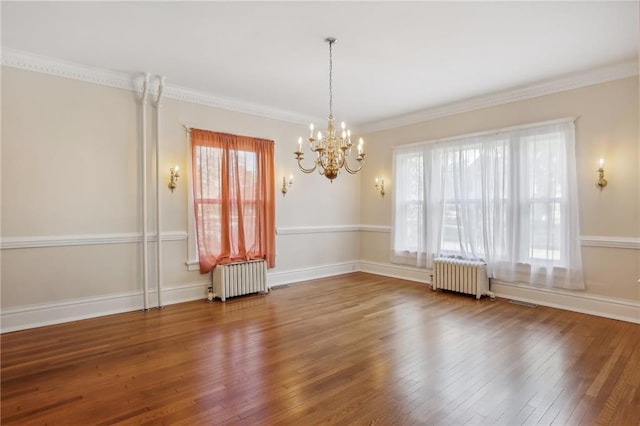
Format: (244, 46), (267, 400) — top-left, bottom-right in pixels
(595, 158), (607, 190)
(169, 166), (180, 192)
(281, 175), (293, 195)
(375, 178), (385, 197)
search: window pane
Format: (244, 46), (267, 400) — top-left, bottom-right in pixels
(236, 150), (257, 199)
(393, 151), (425, 254)
(439, 145), (484, 258)
(198, 202), (221, 245)
(522, 133), (564, 200)
(398, 201), (422, 251)
(441, 203), (460, 252)
(528, 201), (561, 261)
(194, 145), (222, 199)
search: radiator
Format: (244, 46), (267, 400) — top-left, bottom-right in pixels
(433, 257), (490, 299)
(212, 260), (268, 302)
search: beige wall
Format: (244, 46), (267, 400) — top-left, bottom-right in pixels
(2, 65), (638, 329)
(359, 76), (640, 302)
(1, 67), (361, 314)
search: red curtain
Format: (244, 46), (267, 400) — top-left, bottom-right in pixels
(191, 129), (275, 273)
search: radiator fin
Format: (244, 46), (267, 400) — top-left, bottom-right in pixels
(433, 258), (489, 299)
(212, 260), (268, 302)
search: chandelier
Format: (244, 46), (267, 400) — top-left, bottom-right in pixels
(294, 37), (365, 181)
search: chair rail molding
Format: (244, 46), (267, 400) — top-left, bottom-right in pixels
(276, 224), (391, 235)
(580, 236), (640, 250)
(1, 231), (188, 250)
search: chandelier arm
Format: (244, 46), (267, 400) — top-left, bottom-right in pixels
(343, 157), (365, 174)
(295, 155), (318, 174)
(336, 150), (345, 169)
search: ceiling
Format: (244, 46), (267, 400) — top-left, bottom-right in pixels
(2, 1), (638, 127)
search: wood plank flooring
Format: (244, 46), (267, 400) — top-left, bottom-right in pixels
(2, 272), (639, 425)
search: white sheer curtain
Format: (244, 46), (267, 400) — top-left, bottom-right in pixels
(392, 145), (427, 266)
(392, 119), (584, 290)
(489, 122), (584, 289)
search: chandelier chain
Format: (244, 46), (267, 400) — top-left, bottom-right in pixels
(328, 39), (333, 117)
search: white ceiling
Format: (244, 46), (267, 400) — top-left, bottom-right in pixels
(2, 1), (638, 127)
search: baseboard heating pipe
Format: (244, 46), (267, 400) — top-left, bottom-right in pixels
(141, 73), (150, 311)
(154, 76), (165, 309)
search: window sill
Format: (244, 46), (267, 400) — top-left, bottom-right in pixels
(186, 259), (199, 271)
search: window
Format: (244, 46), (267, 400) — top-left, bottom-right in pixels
(191, 129), (275, 274)
(393, 150), (424, 254)
(439, 143), (487, 257)
(392, 119), (584, 290)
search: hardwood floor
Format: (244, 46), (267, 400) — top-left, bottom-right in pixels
(2, 272), (639, 425)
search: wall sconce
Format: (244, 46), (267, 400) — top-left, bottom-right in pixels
(169, 166), (180, 192)
(596, 158), (607, 190)
(281, 175), (293, 196)
(374, 177), (385, 197)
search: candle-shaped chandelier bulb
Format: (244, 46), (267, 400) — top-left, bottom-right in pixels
(294, 37), (366, 181)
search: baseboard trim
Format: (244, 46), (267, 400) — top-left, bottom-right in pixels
(0, 262), (362, 332)
(358, 261), (639, 324)
(490, 281), (640, 324)
(358, 260), (430, 284)
(1, 282), (208, 333)
(3, 260), (638, 332)
(268, 261), (359, 288)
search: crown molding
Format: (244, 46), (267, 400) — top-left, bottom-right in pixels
(3, 49), (637, 133)
(162, 83), (320, 125)
(1, 48), (319, 126)
(360, 59), (640, 134)
(2, 48), (136, 91)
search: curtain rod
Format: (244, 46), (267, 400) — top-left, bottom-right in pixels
(180, 124), (277, 144)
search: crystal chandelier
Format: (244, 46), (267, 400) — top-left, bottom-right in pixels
(294, 37), (365, 181)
